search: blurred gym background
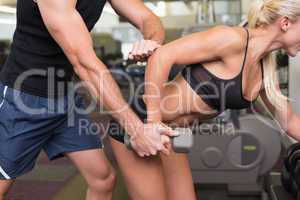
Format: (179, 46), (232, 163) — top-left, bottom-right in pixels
(0, 0), (300, 200)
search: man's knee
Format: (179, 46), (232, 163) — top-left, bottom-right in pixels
(88, 169), (116, 193)
(0, 180), (13, 200)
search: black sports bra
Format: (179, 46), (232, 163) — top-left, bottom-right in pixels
(181, 28), (264, 112)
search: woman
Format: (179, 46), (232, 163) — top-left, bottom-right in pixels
(108, 0), (300, 199)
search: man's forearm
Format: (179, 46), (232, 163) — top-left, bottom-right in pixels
(74, 57), (143, 137)
(140, 14), (165, 44)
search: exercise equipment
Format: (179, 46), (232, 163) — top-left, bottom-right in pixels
(124, 127), (194, 153)
(281, 163), (293, 193)
(124, 110), (283, 199)
(285, 144), (300, 171)
(281, 143), (300, 199)
(188, 112), (282, 199)
(295, 163), (300, 191)
(172, 128), (194, 153)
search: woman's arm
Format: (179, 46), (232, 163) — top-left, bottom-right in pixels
(144, 26), (242, 123)
(260, 88), (300, 141)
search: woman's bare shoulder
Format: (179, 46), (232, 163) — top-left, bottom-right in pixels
(207, 25), (247, 54)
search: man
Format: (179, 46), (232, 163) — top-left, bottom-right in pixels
(0, 0), (171, 199)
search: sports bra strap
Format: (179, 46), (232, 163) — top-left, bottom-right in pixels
(241, 28), (250, 71)
(260, 59), (264, 79)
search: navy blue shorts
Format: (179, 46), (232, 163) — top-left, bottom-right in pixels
(0, 83), (102, 180)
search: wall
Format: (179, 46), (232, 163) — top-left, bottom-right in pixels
(289, 56), (300, 114)
(0, 12), (119, 40)
(242, 0), (253, 15)
(0, 13), (16, 40)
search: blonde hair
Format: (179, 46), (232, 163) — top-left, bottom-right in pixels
(248, 0), (300, 109)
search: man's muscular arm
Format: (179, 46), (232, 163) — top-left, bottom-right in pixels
(109, 0), (165, 60)
(37, 0), (169, 156)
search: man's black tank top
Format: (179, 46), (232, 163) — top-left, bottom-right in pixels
(181, 28), (264, 112)
(0, 0), (107, 97)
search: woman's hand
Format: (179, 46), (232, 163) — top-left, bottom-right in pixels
(130, 123), (176, 157)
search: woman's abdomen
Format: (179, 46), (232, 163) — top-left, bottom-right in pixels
(161, 75), (218, 123)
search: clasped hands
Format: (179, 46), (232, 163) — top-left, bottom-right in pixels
(130, 122), (179, 157)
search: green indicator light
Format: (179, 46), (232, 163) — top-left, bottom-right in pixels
(243, 145), (257, 151)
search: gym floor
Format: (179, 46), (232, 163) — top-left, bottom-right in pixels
(7, 155), (276, 200)
(6, 155), (264, 200)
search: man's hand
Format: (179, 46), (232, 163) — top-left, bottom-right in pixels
(130, 123), (176, 157)
(129, 40), (161, 61)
